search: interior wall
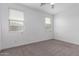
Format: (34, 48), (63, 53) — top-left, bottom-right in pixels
(54, 4), (79, 45)
(0, 3), (54, 50)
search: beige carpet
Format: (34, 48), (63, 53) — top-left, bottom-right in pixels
(0, 39), (79, 56)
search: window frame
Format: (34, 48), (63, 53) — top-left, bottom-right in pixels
(45, 17), (52, 32)
(8, 8), (24, 32)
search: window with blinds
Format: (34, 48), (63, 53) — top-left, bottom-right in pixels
(9, 9), (24, 31)
(45, 17), (52, 31)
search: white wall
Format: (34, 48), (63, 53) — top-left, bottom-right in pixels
(54, 4), (79, 45)
(0, 3), (54, 50)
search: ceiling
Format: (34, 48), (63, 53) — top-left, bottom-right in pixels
(21, 3), (76, 15)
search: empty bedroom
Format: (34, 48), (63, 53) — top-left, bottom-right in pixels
(0, 3), (79, 56)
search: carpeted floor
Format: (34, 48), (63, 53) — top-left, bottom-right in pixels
(0, 39), (79, 56)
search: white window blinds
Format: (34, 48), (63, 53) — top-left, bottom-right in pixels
(45, 17), (52, 31)
(9, 9), (24, 31)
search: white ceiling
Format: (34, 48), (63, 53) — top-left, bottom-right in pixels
(21, 3), (75, 15)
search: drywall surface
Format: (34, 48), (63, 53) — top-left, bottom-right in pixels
(0, 4), (54, 49)
(54, 4), (79, 45)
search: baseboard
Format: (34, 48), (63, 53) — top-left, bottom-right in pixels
(0, 39), (54, 52)
(54, 38), (79, 45)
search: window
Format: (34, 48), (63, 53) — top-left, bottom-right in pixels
(45, 17), (51, 25)
(9, 9), (24, 31)
(45, 17), (52, 31)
